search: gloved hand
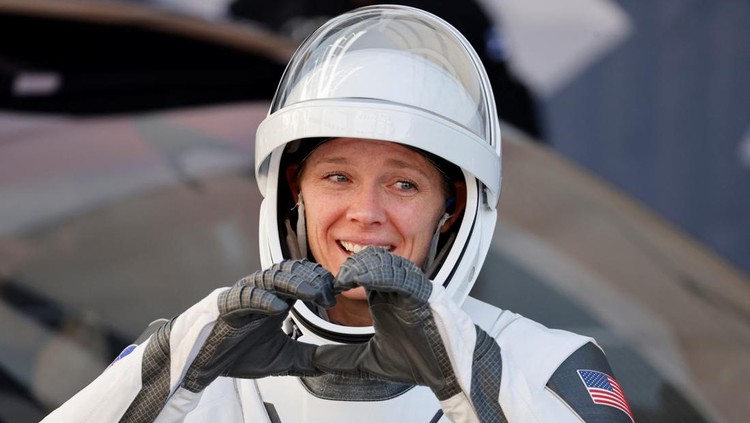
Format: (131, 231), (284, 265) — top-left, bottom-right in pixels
(121, 259), (335, 422)
(312, 247), (504, 422)
(182, 258), (336, 389)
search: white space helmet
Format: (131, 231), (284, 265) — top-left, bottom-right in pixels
(255, 5), (501, 342)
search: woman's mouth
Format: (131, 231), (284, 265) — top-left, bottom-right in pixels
(338, 240), (394, 255)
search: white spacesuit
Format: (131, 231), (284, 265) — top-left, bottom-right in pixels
(42, 5), (633, 422)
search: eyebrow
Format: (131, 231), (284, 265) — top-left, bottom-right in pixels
(311, 156), (348, 165)
(314, 155), (431, 173)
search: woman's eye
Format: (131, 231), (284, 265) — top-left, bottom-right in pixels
(394, 180), (417, 191)
(325, 173), (350, 183)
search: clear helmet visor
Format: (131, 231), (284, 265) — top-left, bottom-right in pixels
(258, 5), (501, 207)
(271, 6), (490, 140)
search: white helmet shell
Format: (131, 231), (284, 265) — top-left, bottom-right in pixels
(255, 5), (501, 342)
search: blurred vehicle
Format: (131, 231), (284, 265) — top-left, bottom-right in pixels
(1, 1), (748, 422)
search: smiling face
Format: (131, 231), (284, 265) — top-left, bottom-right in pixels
(292, 138), (454, 324)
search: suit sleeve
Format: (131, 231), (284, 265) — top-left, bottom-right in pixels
(471, 308), (635, 423)
(40, 289), (226, 422)
(546, 342), (634, 422)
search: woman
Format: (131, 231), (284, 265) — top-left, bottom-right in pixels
(43, 5), (632, 422)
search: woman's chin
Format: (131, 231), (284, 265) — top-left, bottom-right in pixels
(338, 286), (368, 301)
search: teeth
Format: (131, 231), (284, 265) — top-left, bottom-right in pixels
(340, 241), (389, 254)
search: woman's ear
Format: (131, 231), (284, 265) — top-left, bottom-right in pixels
(441, 180), (466, 233)
(286, 164), (300, 203)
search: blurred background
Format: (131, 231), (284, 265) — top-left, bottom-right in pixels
(1, 0), (748, 422)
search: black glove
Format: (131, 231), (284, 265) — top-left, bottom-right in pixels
(121, 259), (335, 422)
(312, 247), (461, 398)
(312, 247), (504, 421)
(183, 259), (336, 390)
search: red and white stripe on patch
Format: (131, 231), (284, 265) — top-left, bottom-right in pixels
(577, 369), (634, 422)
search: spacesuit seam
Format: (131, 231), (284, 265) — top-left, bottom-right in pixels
(233, 378), (247, 422)
(488, 311), (519, 339)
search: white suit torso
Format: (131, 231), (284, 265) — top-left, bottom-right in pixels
(180, 297), (591, 423)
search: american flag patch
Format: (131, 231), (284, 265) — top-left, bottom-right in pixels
(578, 369), (634, 422)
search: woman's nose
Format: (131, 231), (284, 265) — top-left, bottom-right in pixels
(346, 184), (387, 226)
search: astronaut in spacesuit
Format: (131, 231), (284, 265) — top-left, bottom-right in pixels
(43, 5), (633, 422)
